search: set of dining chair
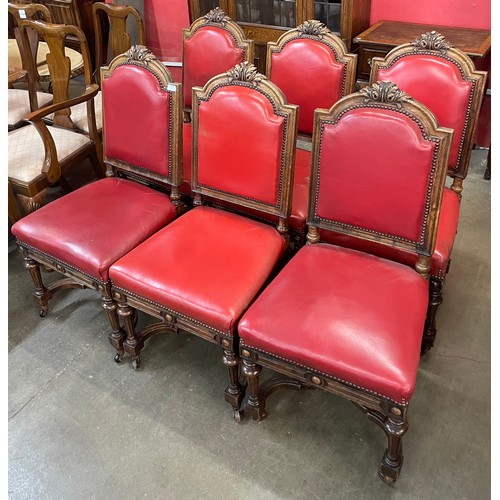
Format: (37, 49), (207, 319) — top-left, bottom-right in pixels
(9, 7), (486, 484)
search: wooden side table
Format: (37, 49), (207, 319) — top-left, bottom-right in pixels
(353, 20), (491, 81)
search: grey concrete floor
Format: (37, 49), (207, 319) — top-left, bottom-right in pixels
(8, 150), (490, 499)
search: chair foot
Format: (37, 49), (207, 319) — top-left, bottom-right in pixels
(422, 277), (443, 353)
(378, 450), (403, 483)
(223, 347), (245, 412)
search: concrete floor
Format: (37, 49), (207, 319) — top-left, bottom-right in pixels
(8, 150), (490, 499)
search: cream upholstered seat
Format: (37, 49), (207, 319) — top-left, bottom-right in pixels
(9, 125), (91, 184)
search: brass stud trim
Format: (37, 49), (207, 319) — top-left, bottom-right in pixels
(241, 349), (251, 358)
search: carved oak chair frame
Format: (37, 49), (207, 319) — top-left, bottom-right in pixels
(110, 62), (298, 419)
(12, 46), (183, 361)
(238, 81), (453, 482)
(92, 1), (146, 86)
(369, 31), (487, 196)
(369, 32), (487, 352)
(181, 7), (254, 121)
(8, 2), (54, 130)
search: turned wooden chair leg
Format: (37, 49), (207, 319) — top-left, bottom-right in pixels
(101, 287), (126, 363)
(378, 414), (408, 483)
(117, 301), (143, 369)
(222, 344), (245, 420)
(23, 255), (52, 317)
(242, 357), (267, 421)
(422, 277), (443, 354)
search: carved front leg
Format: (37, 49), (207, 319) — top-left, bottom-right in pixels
(378, 414), (408, 483)
(242, 356), (267, 421)
(422, 277), (443, 354)
(222, 341), (245, 416)
(117, 301), (143, 369)
(17, 190), (48, 215)
(23, 255), (52, 317)
(101, 285), (126, 363)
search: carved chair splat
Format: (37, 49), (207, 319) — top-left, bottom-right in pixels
(11, 46), (183, 360)
(238, 81), (453, 483)
(107, 62), (298, 420)
(8, 2), (54, 131)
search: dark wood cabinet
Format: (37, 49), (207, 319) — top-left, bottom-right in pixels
(188, 0), (371, 73)
(354, 20), (491, 82)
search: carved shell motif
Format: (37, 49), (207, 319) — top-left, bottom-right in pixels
(412, 31), (451, 54)
(297, 20), (329, 37)
(227, 62), (266, 86)
(204, 7), (230, 24)
(359, 81), (411, 108)
(125, 45), (156, 64)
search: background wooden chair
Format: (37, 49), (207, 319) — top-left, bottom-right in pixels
(92, 1), (146, 86)
(11, 46), (183, 362)
(360, 31), (486, 350)
(8, 20), (103, 220)
(8, 2), (53, 131)
(180, 7), (254, 197)
(107, 62), (297, 422)
(237, 81), (453, 483)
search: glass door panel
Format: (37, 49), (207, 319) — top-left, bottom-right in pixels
(314, 0), (341, 33)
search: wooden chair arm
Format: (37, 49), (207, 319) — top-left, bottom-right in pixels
(25, 83), (99, 122)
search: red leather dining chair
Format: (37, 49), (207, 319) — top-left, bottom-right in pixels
(237, 81), (453, 483)
(11, 46), (183, 362)
(181, 7), (253, 197)
(107, 62), (298, 420)
(265, 20), (357, 246)
(363, 32), (486, 351)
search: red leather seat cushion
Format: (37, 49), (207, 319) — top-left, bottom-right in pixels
(320, 187), (460, 279)
(109, 206), (286, 335)
(239, 243), (428, 404)
(11, 177), (177, 282)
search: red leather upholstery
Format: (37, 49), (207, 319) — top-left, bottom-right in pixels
(320, 187), (460, 279)
(316, 108), (436, 243)
(377, 55), (473, 170)
(270, 39), (345, 135)
(181, 122), (192, 195)
(109, 206), (286, 334)
(239, 243), (428, 403)
(197, 85), (284, 206)
(183, 27), (245, 108)
(11, 177), (176, 282)
(103, 65), (171, 176)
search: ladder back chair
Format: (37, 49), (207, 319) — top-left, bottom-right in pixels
(107, 62), (297, 420)
(8, 2), (53, 131)
(238, 81), (453, 483)
(11, 46), (183, 361)
(181, 7), (253, 196)
(92, 1), (146, 86)
(353, 31), (486, 350)
(266, 19), (357, 246)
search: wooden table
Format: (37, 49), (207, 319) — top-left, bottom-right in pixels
(353, 20), (491, 81)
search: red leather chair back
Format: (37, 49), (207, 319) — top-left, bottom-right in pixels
(182, 8), (253, 111)
(308, 81), (453, 260)
(370, 32), (486, 181)
(101, 46), (182, 187)
(267, 20), (357, 136)
(192, 62), (298, 227)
